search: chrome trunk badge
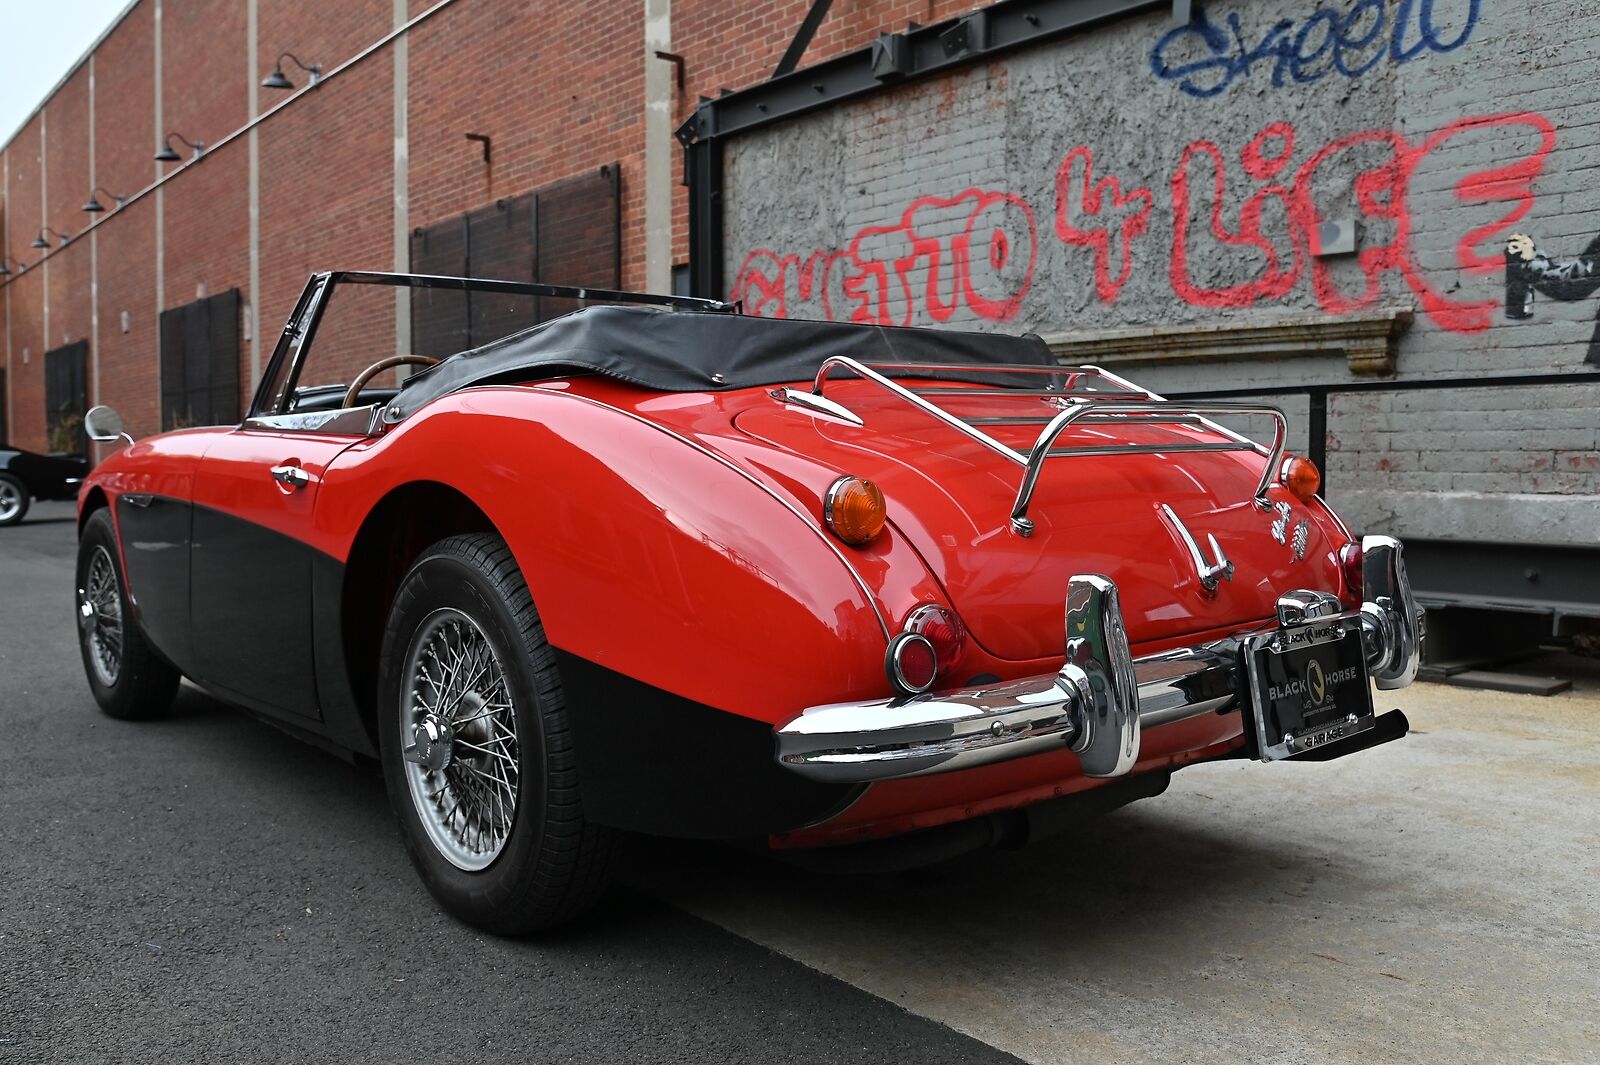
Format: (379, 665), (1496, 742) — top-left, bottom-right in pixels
(1158, 504), (1235, 594)
(1270, 500), (1292, 544)
(1291, 518), (1311, 561)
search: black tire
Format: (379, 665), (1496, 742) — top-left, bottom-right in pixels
(377, 533), (617, 934)
(76, 508), (181, 720)
(0, 473), (30, 526)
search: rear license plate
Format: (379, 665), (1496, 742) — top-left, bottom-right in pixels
(1244, 617), (1375, 761)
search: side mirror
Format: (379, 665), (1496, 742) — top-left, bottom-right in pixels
(85, 405), (133, 447)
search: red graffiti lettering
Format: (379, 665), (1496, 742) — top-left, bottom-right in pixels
(729, 249), (847, 320)
(1171, 112), (1555, 332)
(1171, 123), (1306, 307)
(1054, 146), (1154, 302)
(731, 111), (1556, 337)
(1397, 113), (1556, 332)
(730, 189), (1036, 325)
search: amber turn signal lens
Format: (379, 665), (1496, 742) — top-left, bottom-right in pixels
(824, 475), (887, 546)
(1280, 454), (1322, 502)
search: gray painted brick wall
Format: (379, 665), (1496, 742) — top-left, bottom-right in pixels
(722, 0), (1599, 547)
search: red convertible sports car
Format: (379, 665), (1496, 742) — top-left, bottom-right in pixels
(76, 271), (1422, 932)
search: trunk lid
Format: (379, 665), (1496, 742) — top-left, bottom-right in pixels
(731, 382), (1338, 661)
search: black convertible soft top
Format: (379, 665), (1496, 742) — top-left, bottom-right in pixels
(388, 305), (1057, 418)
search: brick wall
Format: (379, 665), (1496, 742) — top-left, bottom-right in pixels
(1, 0), (1000, 454)
(161, 0), (250, 411)
(405, 0), (646, 284)
(5, 114), (45, 450)
(90, 5), (160, 440)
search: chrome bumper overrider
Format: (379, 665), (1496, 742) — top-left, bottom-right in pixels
(775, 536), (1423, 784)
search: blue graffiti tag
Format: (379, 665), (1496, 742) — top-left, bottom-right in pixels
(1150, 0), (1481, 99)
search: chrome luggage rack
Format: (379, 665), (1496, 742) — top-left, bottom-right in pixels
(778, 356), (1288, 536)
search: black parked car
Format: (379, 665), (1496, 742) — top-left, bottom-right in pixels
(0, 445), (89, 526)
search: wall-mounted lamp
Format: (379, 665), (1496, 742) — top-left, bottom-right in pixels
(31, 227), (73, 249)
(154, 132), (205, 162)
(83, 187), (128, 213)
(262, 52), (322, 90)
(0, 253), (28, 277)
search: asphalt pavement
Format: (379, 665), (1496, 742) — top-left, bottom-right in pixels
(3, 500), (1597, 1064)
(0, 502), (1021, 1065)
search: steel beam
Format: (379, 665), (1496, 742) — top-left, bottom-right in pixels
(774, 0), (835, 79)
(683, 136), (725, 300)
(676, 0), (1165, 145)
(1406, 539), (1600, 620)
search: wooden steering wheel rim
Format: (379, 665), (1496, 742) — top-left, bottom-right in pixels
(343, 354), (441, 408)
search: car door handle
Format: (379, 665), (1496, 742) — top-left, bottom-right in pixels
(270, 464), (314, 489)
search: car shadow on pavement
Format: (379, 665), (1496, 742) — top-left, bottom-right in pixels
(9, 515), (77, 526)
(125, 687), (1325, 950)
(619, 795), (1332, 952)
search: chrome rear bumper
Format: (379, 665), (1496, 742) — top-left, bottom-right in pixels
(775, 536), (1422, 784)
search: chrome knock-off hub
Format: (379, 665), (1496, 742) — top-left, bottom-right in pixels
(403, 714), (455, 773)
(399, 608), (521, 872)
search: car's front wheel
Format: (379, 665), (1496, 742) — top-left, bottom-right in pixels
(76, 509), (181, 719)
(377, 533), (617, 934)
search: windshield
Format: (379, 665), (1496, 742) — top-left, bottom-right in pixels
(253, 272), (723, 419)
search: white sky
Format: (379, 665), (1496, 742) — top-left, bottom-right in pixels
(0, 0), (134, 148)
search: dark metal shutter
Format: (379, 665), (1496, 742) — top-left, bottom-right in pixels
(409, 211), (471, 357)
(44, 341), (88, 456)
(535, 165), (622, 322)
(159, 289), (241, 429)
(409, 164), (621, 355)
(466, 193), (537, 348)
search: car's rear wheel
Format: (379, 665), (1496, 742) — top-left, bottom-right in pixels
(76, 509), (181, 719)
(0, 474), (30, 526)
(377, 533), (617, 934)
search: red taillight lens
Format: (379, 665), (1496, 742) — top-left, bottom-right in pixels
(1280, 454), (1322, 502)
(904, 604), (967, 679)
(1339, 541), (1364, 608)
(886, 632), (938, 694)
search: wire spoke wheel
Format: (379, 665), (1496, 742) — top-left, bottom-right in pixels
(79, 545), (124, 687)
(400, 607), (521, 871)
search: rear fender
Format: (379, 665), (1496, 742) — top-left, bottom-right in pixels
(317, 388), (892, 726)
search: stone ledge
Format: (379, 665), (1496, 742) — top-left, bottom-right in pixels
(1042, 306), (1415, 376)
(1327, 488), (1600, 548)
